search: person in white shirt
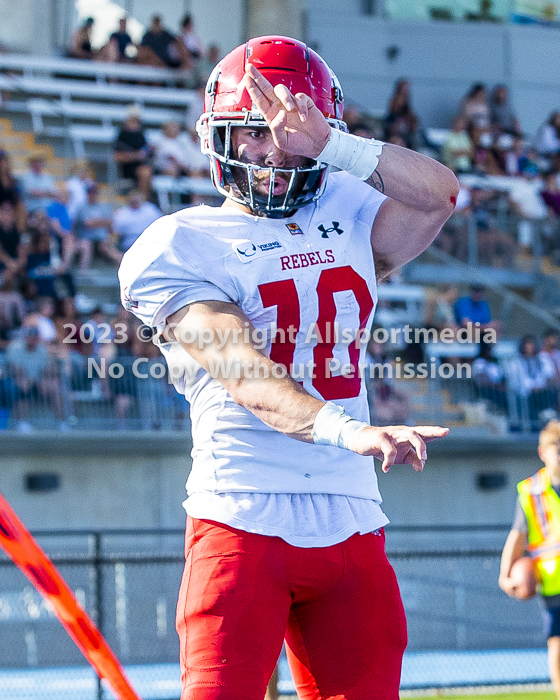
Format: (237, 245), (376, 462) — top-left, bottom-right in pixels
(153, 122), (209, 177)
(65, 160), (94, 225)
(535, 112), (560, 158)
(507, 335), (557, 430)
(179, 14), (203, 62)
(119, 36), (455, 700)
(19, 156), (58, 214)
(112, 190), (161, 253)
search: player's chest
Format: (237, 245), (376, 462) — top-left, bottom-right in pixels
(227, 211), (376, 325)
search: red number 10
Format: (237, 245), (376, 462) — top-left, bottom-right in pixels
(258, 266), (374, 400)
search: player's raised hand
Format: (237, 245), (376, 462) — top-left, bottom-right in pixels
(243, 63), (331, 159)
(350, 425), (449, 473)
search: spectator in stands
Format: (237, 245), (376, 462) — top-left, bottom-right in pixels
(73, 184), (114, 270)
(153, 122), (208, 177)
(534, 112), (560, 167)
(27, 208), (74, 278)
(66, 160), (94, 225)
(540, 174), (560, 264)
(19, 155), (58, 214)
(0, 201), (25, 273)
(0, 151), (24, 230)
(540, 330), (560, 387)
(468, 187), (518, 267)
(23, 296), (57, 343)
(25, 229), (58, 299)
(137, 15), (190, 70)
(429, 285), (460, 332)
(507, 335), (557, 430)
(465, 0), (501, 21)
(5, 325), (68, 432)
(112, 190), (161, 254)
(25, 222), (75, 301)
(47, 188), (72, 239)
(472, 340), (508, 411)
(503, 133), (526, 176)
(48, 328), (88, 399)
(53, 296), (86, 354)
(442, 116), (474, 173)
(0, 269), (25, 350)
(84, 307), (115, 357)
(454, 284), (500, 332)
(489, 85), (520, 135)
(541, 171), (560, 217)
(470, 126), (505, 175)
(109, 17), (134, 62)
(457, 83), (491, 130)
(492, 132), (516, 174)
(196, 44), (222, 85)
(384, 79), (419, 149)
(370, 376), (411, 426)
(113, 111), (153, 198)
(508, 166), (548, 253)
(180, 15), (203, 63)
(110, 305), (136, 356)
(68, 17), (95, 60)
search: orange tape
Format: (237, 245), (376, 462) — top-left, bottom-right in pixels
(0, 491), (142, 700)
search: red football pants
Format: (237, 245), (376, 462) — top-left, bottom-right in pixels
(176, 517), (407, 700)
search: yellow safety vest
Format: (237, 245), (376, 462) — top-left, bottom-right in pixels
(518, 468), (560, 597)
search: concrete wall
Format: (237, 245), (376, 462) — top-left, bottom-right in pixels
(306, 4), (560, 135)
(0, 432), (540, 531)
(379, 435), (541, 526)
(1, 434), (192, 530)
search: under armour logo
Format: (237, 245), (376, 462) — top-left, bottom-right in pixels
(318, 221), (343, 238)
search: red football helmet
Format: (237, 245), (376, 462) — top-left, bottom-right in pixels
(197, 36), (346, 217)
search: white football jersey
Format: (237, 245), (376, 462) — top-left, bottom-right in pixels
(119, 171), (387, 501)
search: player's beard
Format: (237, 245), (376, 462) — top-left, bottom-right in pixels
(230, 153), (314, 215)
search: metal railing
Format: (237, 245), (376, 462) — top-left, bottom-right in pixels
(438, 204), (560, 274)
(0, 526), (547, 698)
(1, 351), (559, 433)
(0, 356), (190, 432)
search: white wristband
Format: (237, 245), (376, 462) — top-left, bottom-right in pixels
(317, 128), (384, 181)
(313, 401), (369, 452)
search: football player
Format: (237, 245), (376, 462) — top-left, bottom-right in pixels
(119, 36), (457, 700)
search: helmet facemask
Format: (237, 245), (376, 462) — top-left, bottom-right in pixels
(199, 115), (337, 218)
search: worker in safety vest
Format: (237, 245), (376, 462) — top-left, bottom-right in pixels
(500, 419), (560, 698)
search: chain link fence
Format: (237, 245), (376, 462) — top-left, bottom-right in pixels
(0, 526), (549, 698)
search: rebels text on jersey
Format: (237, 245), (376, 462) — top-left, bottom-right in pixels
(119, 172), (387, 500)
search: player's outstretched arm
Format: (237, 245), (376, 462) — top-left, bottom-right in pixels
(167, 300), (448, 472)
(498, 528), (527, 597)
